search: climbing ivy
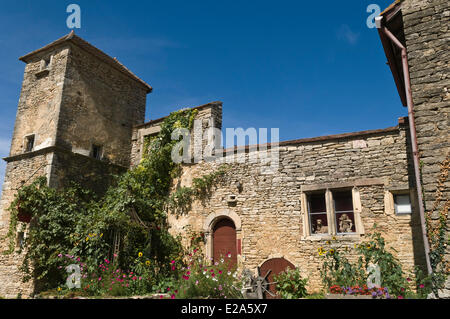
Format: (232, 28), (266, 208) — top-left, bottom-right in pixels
(4, 107), (226, 292)
(423, 156), (450, 295)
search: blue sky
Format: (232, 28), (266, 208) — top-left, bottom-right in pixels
(0, 0), (404, 191)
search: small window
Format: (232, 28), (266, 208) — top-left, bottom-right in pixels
(333, 190), (356, 234)
(91, 145), (102, 160)
(25, 135), (35, 152)
(16, 232), (25, 249)
(308, 193), (329, 235)
(394, 194), (412, 214)
(44, 57), (50, 68)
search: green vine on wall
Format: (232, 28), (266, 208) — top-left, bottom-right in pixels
(423, 155), (450, 294)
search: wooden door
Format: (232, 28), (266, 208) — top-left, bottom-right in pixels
(259, 258), (295, 299)
(213, 218), (237, 267)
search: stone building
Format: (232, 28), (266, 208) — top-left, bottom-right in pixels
(376, 0), (449, 296)
(0, 0), (447, 298)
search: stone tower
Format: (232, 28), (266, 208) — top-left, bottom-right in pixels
(0, 31), (151, 297)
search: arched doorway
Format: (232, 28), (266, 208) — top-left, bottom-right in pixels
(213, 218), (237, 267)
(259, 257), (295, 299)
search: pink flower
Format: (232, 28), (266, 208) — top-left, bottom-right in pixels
(98, 277), (102, 281)
(186, 271), (191, 275)
(171, 294), (175, 299)
(105, 259), (109, 264)
(218, 270), (223, 274)
(58, 254), (62, 258)
(218, 285), (223, 291)
(172, 266), (176, 271)
(398, 296), (404, 299)
(139, 277), (142, 280)
(419, 284), (425, 288)
(171, 260), (175, 264)
(195, 280), (199, 285)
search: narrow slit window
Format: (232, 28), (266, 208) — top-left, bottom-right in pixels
(334, 190), (356, 234)
(308, 193), (328, 235)
(394, 194), (412, 214)
(92, 145), (102, 160)
(25, 135), (35, 152)
(44, 57), (51, 68)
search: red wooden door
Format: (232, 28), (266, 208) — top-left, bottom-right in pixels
(259, 258), (295, 299)
(213, 218), (237, 267)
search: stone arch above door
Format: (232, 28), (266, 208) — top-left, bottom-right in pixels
(203, 209), (242, 232)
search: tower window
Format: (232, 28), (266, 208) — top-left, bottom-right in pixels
(25, 135), (35, 152)
(91, 145), (102, 160)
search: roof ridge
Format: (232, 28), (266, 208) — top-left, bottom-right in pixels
(19, 32), (152, 93)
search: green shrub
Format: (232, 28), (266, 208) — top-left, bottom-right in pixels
(274, 268), (308, 299)
(171, 248), (243, 299)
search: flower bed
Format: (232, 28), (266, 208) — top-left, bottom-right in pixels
(329, 285), (391, 299)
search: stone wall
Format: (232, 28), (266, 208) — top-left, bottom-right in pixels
(49, 148), (126, 195)
(157, 118), (427, 292)
(9, 46), (69, 157)
(0, 153), (51, 298)
(402, 0), (450, 293)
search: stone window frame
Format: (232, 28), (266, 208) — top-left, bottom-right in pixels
(384, 186), (417, 216)
(40, 54), (53, 71)
(35, 54), (53, 78)
(23, 133), (36, 153)
(301, 185), (366, 240)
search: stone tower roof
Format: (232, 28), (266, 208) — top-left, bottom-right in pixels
(19, 31), (152, 93)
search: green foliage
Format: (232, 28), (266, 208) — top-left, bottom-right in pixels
(319, 246), (365, 288)
(318, 230), (424, 298)
(172, 248), (243, 299)
(274, 268), (308, 299)
(355, 231), (411, 298)
(4, 107), (224, 296)
(422, 156), (449, 295)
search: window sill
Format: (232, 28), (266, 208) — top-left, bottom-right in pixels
(35, 69), (50, 78)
